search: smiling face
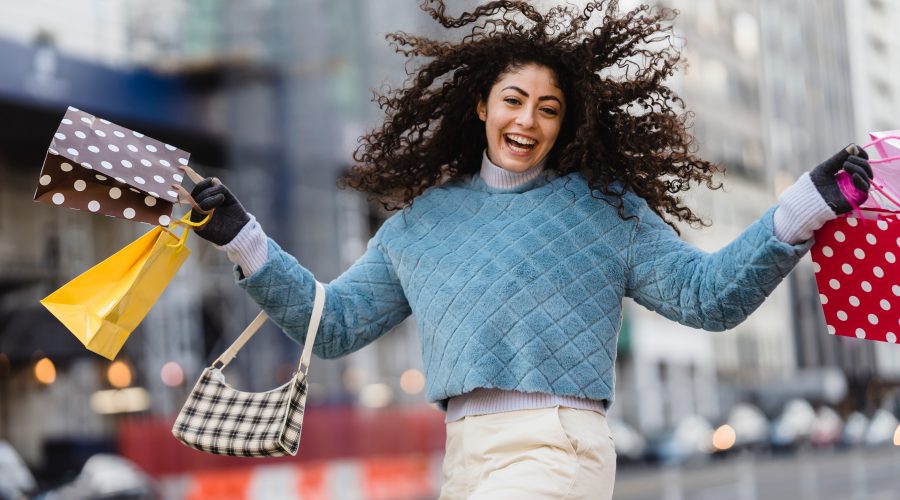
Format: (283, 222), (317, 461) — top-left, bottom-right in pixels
(476, 63), (566, 173)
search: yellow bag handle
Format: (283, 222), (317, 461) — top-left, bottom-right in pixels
(164, 211), (213, 248)
(164, 164), (218, 248)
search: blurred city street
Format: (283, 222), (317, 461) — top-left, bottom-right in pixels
(616, 448), (900, 500)
(1, 0), (900, 498)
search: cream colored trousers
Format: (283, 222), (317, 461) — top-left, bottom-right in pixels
(438, 406), (617, 499)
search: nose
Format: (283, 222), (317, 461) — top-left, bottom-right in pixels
(515, 107), (536, 128)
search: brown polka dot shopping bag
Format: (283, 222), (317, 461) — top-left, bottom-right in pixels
(40, 211), (210, 359)
(812, 132), (900, 344)
(33, 106), (189, 226)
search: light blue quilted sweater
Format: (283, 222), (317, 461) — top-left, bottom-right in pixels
(237, 171), (812, 408)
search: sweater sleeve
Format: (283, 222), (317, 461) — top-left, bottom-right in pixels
(624, 198), (812, 331)
(236, 237), (411, 359)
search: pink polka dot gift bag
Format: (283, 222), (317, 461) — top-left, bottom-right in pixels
(33, 106), (190, 226)
(812, 133), (900, 344)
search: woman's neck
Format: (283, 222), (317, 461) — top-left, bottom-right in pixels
(479, 151), (547, 189)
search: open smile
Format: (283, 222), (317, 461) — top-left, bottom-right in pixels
(504, 133), (538, 155)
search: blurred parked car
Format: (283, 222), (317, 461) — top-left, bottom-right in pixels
(608, 418), (647, 463)
(0, 441), (35, 500)
(841, 411), (869, 447)
(809, 406), (843, 447)
(649, 415), (714, 464)
(726, 403), (769, 450)
(38, 454), (157, 500)
(769, 398), (816, 450)
(864, 409), (899, 448)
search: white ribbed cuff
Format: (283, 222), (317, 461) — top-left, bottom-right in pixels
(774, 172), (836, 244)
(218, 214), (269, 276)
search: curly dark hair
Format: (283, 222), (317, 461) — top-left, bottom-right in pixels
(342, 0), (722, 231)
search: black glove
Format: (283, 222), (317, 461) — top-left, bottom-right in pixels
(809, 144), (872, 215)
(189, 178), (251, 245)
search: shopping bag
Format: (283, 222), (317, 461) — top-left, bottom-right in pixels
(812, 133), (900, 344)
(811, 211), (900, 344)
(33, 106), (190, 226)
(40, 213), (204, 359)
(862, 131), (900, 211)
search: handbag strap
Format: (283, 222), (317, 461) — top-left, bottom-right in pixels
(298, 281), (326, 376)
(213, 281), (326, 373)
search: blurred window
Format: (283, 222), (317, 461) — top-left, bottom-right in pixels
(658, 361), (670, 427)
(732, 12), (759, 60)
(868, 34), (887, 55)
(731, 75), (759, 109)
(872, 78), (892, 100)
(688, 363), (698, 415)
(696, 0), (721, 37)
(701, 59), (728, 98)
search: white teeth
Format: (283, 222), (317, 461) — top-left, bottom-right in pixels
(505, 134), (536, 146)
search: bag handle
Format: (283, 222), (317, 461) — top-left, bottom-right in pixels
(162, 210), (213, 249)
(298, 281), (326, 376)
(843, 135), (900, 216)
(170, 165), (220, 230)
(862, 135), (900, 164)
(213, 281), (326, 376)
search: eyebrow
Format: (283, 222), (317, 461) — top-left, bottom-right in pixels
(502, 86), (563, 105)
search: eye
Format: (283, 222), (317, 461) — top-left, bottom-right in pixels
(541, 108), (559, 116)
(503, 97), (521, 105)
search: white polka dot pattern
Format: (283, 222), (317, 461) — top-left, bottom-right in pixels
(812, 215), (900, 343)
(33, 106), (190, 225)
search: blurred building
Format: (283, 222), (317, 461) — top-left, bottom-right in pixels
(845, 0), (900, 395)
(0, 29), (225, 470)
(615, 0), (888, 435)
(756, 0), (881, 412)
(0, 0), (449, 476)
(612, 0), (794, 436)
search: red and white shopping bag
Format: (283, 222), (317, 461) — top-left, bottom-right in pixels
(812, 132), (900, 344)
(812, 212), (900, 343)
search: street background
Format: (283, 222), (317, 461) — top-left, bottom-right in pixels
(0, 0), (898, 498)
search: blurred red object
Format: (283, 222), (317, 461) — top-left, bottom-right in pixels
(118, 405), (446, 477)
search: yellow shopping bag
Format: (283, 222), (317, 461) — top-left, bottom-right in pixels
(40, 212), (208, 359)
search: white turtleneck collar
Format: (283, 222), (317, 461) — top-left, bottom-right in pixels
(479, 150), (548, 189)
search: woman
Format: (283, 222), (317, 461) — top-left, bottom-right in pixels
(188, 1), (871, 498)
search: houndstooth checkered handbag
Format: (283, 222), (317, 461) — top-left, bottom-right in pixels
(171, 281), (325, 457)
